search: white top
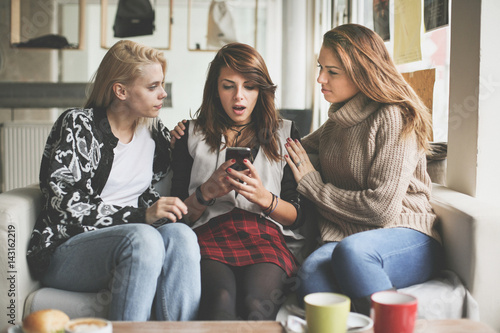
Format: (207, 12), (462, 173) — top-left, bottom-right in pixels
(100, 125), (155, 208)
(186, 119), (302, 240)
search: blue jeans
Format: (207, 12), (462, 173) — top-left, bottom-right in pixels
(41, 223), (201, 321)
(296, 228), (443, 304)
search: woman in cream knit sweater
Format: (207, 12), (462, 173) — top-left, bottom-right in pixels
(285, 24), (443, 314)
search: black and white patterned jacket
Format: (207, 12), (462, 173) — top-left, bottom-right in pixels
(27, 107), (171, 278)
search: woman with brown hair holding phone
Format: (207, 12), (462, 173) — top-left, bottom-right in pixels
(170, 42), (308, 320)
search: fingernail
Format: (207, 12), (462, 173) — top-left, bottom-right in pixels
(285, 143), (290, 147)
(227, 168), (232, 173)
(243, 159), (248, 163)
(294, 139), (299, 143)
(285, 154), (289, 158)
(231, 159), (236, 163)
(287, 138), (292, 142)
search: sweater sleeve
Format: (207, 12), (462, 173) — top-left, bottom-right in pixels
(297, 107), (421, 227)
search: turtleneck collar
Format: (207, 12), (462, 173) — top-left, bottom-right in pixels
(328, 93), (380, 128)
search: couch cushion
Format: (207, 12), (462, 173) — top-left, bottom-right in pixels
(24, 288), (109, 320)
(399, 270), (478, 320)
(0, 185), (43, 327)
(430, 184), (500, 330)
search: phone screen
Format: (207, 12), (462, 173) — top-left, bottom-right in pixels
(225, 147), (252, 171)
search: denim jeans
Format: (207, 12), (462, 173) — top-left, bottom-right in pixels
(41, 223), (201, 321)
(296, 228), (443, 303)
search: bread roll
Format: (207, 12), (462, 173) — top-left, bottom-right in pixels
(22, 309), (70, 333)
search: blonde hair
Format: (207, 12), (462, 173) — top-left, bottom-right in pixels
(323, 24), (432, 151)
(85, 40), (167, 128)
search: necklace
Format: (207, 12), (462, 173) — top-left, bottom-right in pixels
(228, 122), (252, 146)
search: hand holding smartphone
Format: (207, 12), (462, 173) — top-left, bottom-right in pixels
(225, 147), (252, 171)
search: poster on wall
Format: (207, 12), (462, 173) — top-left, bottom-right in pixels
(394, 0), (422, 64)
(373, 0), (390, 41)
(424, 0), (449, 31)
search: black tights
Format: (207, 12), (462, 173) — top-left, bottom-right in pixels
(198, 259), (289, 320)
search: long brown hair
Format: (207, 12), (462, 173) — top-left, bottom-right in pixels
(323, 24), (432, 151)
(85, 40), (167, 128)
(193, 42), (281, 161)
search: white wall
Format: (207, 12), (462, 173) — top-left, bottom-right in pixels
(476, 0), (500, 202)
(281, 1), (307, 109)
(157, 3), (217, 129)
(60, 2), (226, 130)
(448, 0), (500, 202)
(60, 1), (284, 130)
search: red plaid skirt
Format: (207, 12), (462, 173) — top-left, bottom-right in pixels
(194, 208), (298, 277)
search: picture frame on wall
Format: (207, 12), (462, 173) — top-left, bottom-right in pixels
(373, 0), (390, 41)
(424, 0), (449, 31)
(100, 0), (173, 50)
(188, 0), (258, 52)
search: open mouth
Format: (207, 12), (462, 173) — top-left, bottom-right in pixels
(233, 106), (246, 114)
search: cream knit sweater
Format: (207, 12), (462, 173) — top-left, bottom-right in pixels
(299, 93), (441, 243)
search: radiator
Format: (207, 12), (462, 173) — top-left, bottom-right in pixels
(0, 122), (53, 192)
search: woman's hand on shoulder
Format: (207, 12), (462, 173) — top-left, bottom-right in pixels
(146, 196), (188, 224)
(226, 159), (273, 209)
(285, 138), (316, 183)
(170, 119), (187, 149)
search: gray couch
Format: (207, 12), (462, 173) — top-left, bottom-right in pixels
(1, 179), (499, 331)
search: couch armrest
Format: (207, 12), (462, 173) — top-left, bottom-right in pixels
(430, 183), (500, 330)
(0, 184), (43, 327)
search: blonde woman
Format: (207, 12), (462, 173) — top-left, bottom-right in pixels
(284, 24), (444, 314)
(27, 40), (200, 321)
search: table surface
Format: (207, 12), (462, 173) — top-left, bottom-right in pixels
(3, 319), (496, 333)
(109, 319), (497, 333)
(112, 320), (282, 332)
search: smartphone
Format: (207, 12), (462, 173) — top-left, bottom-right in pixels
(225, 147), (252, 171)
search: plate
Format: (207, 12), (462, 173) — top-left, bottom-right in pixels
(347, 312), (373, 332)
(281, 312), (373, 333)
(7, 325), (23, 333)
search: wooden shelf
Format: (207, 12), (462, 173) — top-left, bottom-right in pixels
(10, 0), (86, 50)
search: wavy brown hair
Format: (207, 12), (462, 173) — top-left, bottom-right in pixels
(85, 40), (167, 128)
(323, 24), (432, 151)
(193, 42), (281, 161)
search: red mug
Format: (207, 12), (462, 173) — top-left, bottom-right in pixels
(371, 291), (418, 333)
